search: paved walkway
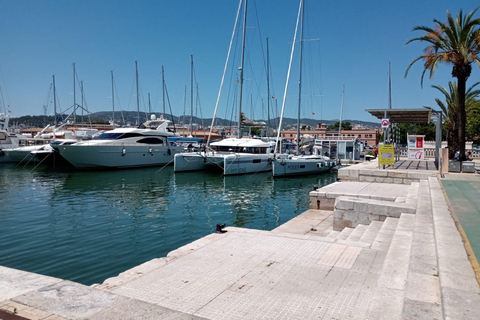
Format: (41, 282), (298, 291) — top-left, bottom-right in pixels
(440, 172), (480, 279)
(1, 174), (480, 319)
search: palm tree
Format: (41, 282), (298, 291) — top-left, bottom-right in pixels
(433, 81), (480, 158)
(405, 8), (480, 161)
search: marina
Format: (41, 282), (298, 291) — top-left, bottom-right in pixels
(0, 162), (337, 285)
(1, 161), (480, 319)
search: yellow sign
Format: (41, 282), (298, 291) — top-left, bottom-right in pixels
(378, 144), (394, 166)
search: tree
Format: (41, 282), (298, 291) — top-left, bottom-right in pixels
(405, 9), (480, 161)
(433, 81), (480, 158)
(327, 121), (352, 130)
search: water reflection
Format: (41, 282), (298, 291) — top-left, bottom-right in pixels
(0, 163), (337, 285)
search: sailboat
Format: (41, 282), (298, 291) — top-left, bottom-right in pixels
(52, 61), (183, 169)
(272, 0), (335, 177)
(174, 0), (275, 176)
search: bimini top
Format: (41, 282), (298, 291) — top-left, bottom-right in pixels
(210, 138), (272, 148)
(366, 108), (432, 124)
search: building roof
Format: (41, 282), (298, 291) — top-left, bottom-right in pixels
(365, 108), (432, 124)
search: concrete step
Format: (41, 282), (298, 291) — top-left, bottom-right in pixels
(358, 221), (384, 245)
(327, 230), (340, 238)
(345, 224), (369, 242)
(367, 213), (415, 319)
(371, 217), (398, 251)
(336, 227), (354, 240)
(405, 181), (419, 206)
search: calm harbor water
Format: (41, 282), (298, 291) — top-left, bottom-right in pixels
(0, 163), (336, 285)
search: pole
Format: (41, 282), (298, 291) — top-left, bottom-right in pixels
(238, 0), (247, 139)
(190, 55), (194, 136)
(73, 63), (76, 125)
(296, 0), (305, 155)
(135, 61), (139, 125)
(111, 71), (115, 125)
(266, 37), (270, 128)
(53, 75), (57, 126)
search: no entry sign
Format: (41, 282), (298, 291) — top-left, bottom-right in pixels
(381, 118), (390, 128)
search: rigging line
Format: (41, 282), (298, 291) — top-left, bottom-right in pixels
(275, 0), (302, 154)
(164, 81), (177, 131)
(0, 64), (11, 110)
(207, 0), (243, 145)
(113, 76), (125, 124)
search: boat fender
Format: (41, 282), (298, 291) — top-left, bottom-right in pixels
(122, 148), (126, 156)
(149, 148), (153, 154)
(168, 149), (171, 156)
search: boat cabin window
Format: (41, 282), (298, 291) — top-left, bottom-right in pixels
(137, 137), (164, 144)
(211, 145), (267, 153)
(93, 132), (124, 140)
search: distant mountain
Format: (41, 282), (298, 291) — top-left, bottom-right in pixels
(10, 111), (380, 129)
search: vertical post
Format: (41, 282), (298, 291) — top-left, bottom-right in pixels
(238, 0), (247, 139)
(435, 111), (442, 169)
(296, 0), (305, 155)
(190, 55), (194, 136)
(73, 63), (76, 125)
(111, 71), (115, 125)
(135, 61), (139, 125)
(266, 37), (270, 128)
(53, 75), (57, 126)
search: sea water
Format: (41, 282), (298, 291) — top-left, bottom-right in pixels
(0, 163), (336, 285)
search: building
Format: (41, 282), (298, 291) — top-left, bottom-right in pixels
(280, 123), (380, 147)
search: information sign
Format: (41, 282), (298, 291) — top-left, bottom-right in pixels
(378, 144), (395, 166)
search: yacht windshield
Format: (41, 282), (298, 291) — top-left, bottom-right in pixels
(92, 132), (124, 140)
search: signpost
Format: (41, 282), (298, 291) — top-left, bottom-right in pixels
(381, 118), (390, 128)
(378, 144), (394, 166)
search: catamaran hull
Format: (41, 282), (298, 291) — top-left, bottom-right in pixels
(173, 153), (223, 172)
(273, 158), (335, 177)
(54, 144), (183, 169)
(223, 154), (273, 176)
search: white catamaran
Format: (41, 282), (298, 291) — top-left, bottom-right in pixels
(174, 0), (274, 176)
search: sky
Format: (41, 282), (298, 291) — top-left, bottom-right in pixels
(0, 0), (479, 125)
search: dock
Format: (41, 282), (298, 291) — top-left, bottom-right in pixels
(1, 160), (480, 319)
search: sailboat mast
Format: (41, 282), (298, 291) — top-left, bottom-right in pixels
(266, 37), (270, 128)
(162, 65), (165, 116)
(338, 84), (345, 159)
(135, 60), (139, 125)
(237, 0), (247, 139)
(111, 71), (115, 125)
(53, 75), (57, 126)
(148, 93), (151, 114)
(190, 55), (194, 136)
(296, 0), (305, 154)
(73, 63), (76, 125)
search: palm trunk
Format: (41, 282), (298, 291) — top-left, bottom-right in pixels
(457, 75), (467, 161)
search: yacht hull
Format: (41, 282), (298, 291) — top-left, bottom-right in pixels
(273, 157), (335, 177)
(173, 152), (223, 172)
(54, 144), (183, 169)
(223, 154), (273, 176)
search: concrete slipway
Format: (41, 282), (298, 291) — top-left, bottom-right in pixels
(1, 161), (479, 319)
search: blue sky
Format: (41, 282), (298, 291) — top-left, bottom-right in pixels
(1, 0), (479, 124)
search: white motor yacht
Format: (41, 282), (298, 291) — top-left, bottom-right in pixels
(174, 138), (275, 175)
(0, 113), (33, 163)
(272, 150), (336, 177)
(52, 116), (182, 169)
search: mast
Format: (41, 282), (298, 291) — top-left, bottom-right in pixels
(190, 55), (194, 136)
(148, 93), (151, 114)
(266, 37), (271, 128)
(111, 71), (115, 125)
(81, 80), (84, 124)
(135, 60), (139, 125)
(338, 84), (345, 159)
(237, 0), (247, 139)
(296, 0), (305, 154)
(73, 63), (76, 125)
(162, 65), (165, 116)
(53, 75), (57, 126)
